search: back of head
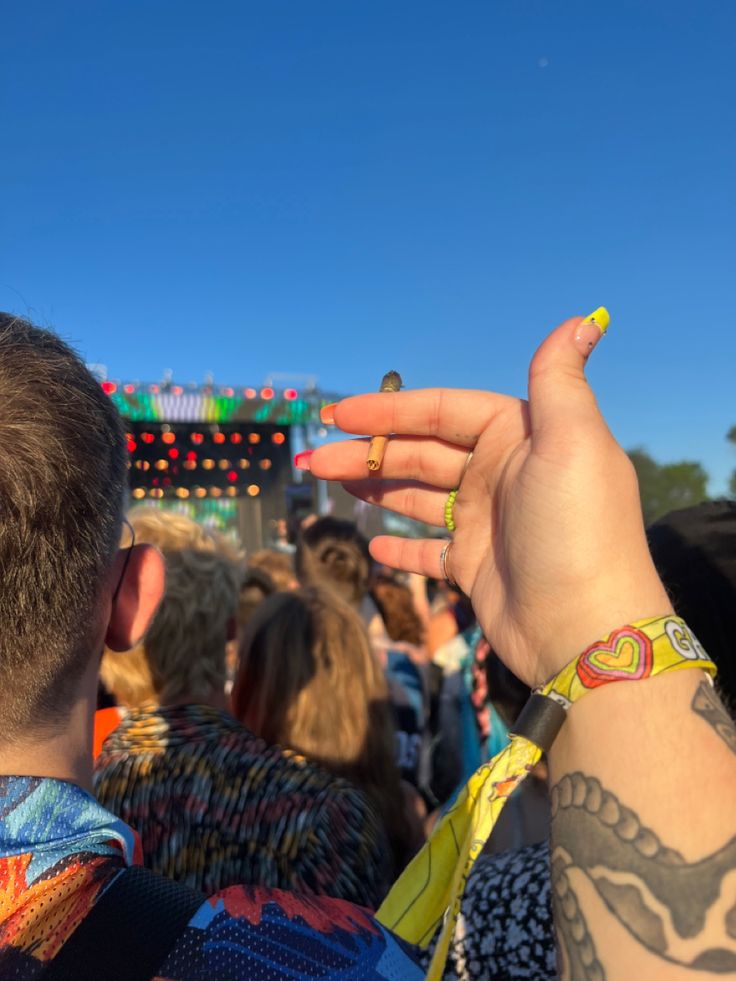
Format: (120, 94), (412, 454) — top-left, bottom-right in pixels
(296, 517), (371, 607)
(372, 574), (425, 647)
(232, 584), (414, 869)
(647, 500), (736, 709)
(0, 313), (127, 737)
(248, 549), (295, 592)
(233, 585), (385, 762)
(101, 508), (243, 706)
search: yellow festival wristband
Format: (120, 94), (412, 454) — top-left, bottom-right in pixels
(376, 615), (717, 980)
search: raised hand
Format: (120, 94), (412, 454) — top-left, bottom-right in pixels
(307, 311), (673, 686)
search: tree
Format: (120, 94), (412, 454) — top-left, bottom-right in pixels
(627, 448), (709, 525)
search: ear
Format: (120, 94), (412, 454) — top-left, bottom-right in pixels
(105, 544), (165, 652)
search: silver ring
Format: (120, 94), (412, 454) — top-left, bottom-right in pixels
(439, 540), (456, 587)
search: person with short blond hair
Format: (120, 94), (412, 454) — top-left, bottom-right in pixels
(95, 509), (390, 904)
(100, 507), (243, 708)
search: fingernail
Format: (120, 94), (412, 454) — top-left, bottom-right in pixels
(574, 307), (610, 358)
(320, 402), (337, 425)
(294, 451), (313, 472)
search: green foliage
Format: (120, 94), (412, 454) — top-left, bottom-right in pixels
(627, 448), (709, 525)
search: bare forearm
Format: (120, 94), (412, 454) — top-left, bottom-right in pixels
(548, 670), (736, 979)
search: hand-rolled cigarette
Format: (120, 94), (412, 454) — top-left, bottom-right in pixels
(367, 370), (402, 471)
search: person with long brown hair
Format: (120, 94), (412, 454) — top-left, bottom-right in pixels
(232, 585), (422, 878)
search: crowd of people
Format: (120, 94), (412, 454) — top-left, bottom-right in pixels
(0, 309), (734, 980)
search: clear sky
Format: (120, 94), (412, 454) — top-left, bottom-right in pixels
(2, 0), (735, 492)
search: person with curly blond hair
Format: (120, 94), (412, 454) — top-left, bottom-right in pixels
(94, 508), (390, 906)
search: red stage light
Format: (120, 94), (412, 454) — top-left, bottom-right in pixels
(186, 451), (197, 461)
(213, 432), (226, 445)
(261, 387), (274, 400)
(284, 388), (298, 401)
(245, 388), (257, 399)
(230, 433), (243, 444)
(141, 433), (155, 444)
(123, 384), (136, 395)
(149, 385), (160, 394)
(127, 438), (137, 453)
(272, 432), (286, 445)
(161, 432), (176, 445)
(222, 387), (234, 397)
(171, 385), (183, 396)
(101, 381), (117, 395)
(227, 470), (238, 482)
(191, 433), (204, 444)
(168, 448), (179, 460)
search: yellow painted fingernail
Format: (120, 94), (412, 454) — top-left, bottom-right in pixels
(574, 307), (610, 358)
(584, 307), (610, 332)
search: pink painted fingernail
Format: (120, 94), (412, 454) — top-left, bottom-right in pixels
(574, 307), (610, 358)
(320, 402), (337, 425)
(294, 451), (313, 471)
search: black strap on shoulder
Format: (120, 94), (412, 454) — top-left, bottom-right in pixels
(42, 865), (205, 981)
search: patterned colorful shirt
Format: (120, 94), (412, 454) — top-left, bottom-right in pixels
(0, 776), (423, 979)
(94, 705), (390, 907)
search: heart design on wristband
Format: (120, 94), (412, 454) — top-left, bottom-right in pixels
(576, 626), (653, 689)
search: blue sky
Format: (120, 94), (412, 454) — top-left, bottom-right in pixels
(2, 0), (735, 491)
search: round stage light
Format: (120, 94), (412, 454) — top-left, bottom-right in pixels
(131, 488), (146, 500)
(183, 460), (197, 471)
(210, 487), (222, 498)
(150, 488), (164, 499)
(194, 487), (207, 499)
(238, 459), (250, 469)
(247, 484), (260, 497)
(101, 382), (117, 395)
(227, 470), (238, 482)
(155, 460), (169, 471)
(161, 432), (176, 445)
(123, 384), (136, 395)
(248, 433), (261, 444)
(226, 486), (238, 497)
(259, 459), (272, 471)
(141, 433), (155, 444)
(127, 438), (137, 453)
(213, 432), (226, 445)
(191, 433), (204, 445)
(284, 388), (298, 401)
(245, 388), (257, 399)
(272, 432), (286, 445)
(176, 488), (190, 499)
(230, 433), (243, 444)
(168, 448), (179, 460)
(261, 387), (274, 400)
(202, 459), (215, 470)
(218, 459), (231, 470)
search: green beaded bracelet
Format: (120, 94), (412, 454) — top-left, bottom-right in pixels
(444, 488), (458, 532)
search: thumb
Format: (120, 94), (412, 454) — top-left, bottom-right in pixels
(527, 307), (610, 432)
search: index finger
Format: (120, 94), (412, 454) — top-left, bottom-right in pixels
(330, 389), (523, 447)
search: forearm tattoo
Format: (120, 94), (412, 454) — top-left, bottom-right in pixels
(691, 681), (736, 755)
(551, 772), (736, 978)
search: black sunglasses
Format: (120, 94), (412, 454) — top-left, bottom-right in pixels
(112, 517), (136, 605)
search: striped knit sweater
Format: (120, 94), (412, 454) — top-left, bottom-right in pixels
(93, 704), (390, 908)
